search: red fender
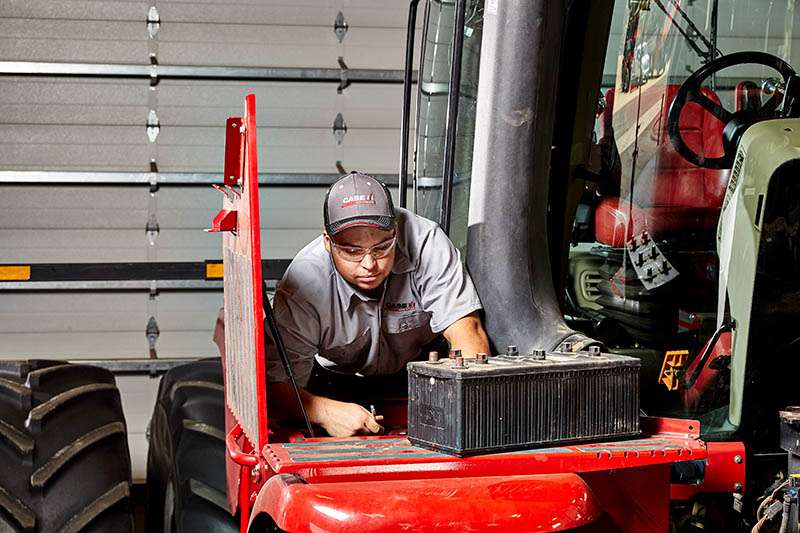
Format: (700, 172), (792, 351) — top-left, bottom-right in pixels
(249, 472), (602, 532)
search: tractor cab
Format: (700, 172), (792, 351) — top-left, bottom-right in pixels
(409, 0), (800, 520)
(563, 0), (800, 455)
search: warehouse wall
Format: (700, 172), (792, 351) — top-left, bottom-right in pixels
(0, 0), (420, 479)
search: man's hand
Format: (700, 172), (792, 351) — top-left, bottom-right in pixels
(269, 383), (383, 437)
(315, 399), (383, 437)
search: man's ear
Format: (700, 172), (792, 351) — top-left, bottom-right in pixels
(323, 233), (332, 253)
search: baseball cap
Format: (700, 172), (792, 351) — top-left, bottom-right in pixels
(324, 172), (396, 236)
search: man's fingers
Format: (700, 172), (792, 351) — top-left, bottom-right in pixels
(364, 416), (383, 434)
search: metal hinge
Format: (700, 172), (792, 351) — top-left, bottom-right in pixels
(337, 56), (350, 93)
(146, 213), (160, 245)
(149, 54), (159, 87)
(147, 6), (161, 39)
(147, 109), (160, 142)
(146, 316), (160, 359)
(334, 12), (348, 43)
(333, 113), (347, 145)
(149, 160), (159, 192)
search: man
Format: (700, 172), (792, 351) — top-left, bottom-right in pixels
(267, 172), (489, 437)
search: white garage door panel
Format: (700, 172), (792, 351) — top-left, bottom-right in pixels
(0, 294), (223, 361)
(336, 128), (402, 174)
(0, 124), (149, 171)
(158, 0), (423, 28)
(155, 187), (325, 230)
(155, 291), (223, 326)
(0, 330), (219, 358)
(156, 140), (332, 174)
(0, 18), (143, 42)
(0, 78), (414, 131)
(1, 229), (150, 262)
(0, 124), (406, 174)
(155, 126), (401, 174)
(0, 291), (221, 333)
(159, 83), (340, 129)
(0, 184), (374, 232)
(0, 227), (320, 262)
(153, 228), (322, 260)
(158, 24), (339, 68)
(0, 78), (146, 107)
(6, 0), (424, 30)
(158, 82), (412, 129)
(0, 23), (415, 72)
(0, 124), (143, 144)
(0, 145), (149, 171)
(0, 292), (146, 333)
(1, 1), (149, 21)
(0, 104), (147, 127)
(0, 186), (149, 229)
(0, 20), (147, 64)
(0, 79), (148, 126)
(157, 25), (413, 71)
(259, 188), (326, 230)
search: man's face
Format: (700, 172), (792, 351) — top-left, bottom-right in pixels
(324, 226), (396, 292)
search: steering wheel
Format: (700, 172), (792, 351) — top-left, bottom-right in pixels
(668, 51), (796, 169)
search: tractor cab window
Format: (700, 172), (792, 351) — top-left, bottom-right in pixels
(414, 0), (484, 254)
(567, 0), (800, 438)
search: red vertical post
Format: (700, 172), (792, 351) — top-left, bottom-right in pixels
(238, 465), (252, 533)
(243, 94), (269, 451)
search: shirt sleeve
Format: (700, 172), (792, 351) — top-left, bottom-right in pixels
(265, 284), (320, 387)
(415, 226), (483, 333)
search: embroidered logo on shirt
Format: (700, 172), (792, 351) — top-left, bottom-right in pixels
(341, 194), (375, 207)
(384, 301), (416, 313)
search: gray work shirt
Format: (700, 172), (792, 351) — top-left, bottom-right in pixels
(267, 207), (482, 386)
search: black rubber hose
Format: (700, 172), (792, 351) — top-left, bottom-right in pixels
(262, 283), (314, 437)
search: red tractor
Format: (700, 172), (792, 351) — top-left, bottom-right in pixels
(145, 94), (738, 533)
(146, 1), (800, 531)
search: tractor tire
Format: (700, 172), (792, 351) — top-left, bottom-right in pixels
(0, 359), (133, 532)
(146, 359), (237, 533)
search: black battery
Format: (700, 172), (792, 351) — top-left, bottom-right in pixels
(407, 349), (640, 456)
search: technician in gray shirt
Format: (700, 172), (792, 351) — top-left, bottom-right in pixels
(268, 172), (489, 437)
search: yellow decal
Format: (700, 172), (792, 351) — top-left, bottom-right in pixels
(206, 263), (224, 279)
(0, 266), (31, 281)
(658, 350), (689, 391)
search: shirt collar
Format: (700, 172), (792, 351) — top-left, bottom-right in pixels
(329, 252), (361, 308)
(391, 227), (414, 274)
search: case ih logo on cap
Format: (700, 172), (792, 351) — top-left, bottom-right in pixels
(341, 194), (375, 208)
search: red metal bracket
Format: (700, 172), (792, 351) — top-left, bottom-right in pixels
(671, 441), (746, 500)
(227, 424), (259, 467)
(207, 209), (238, 233)
(224, 116), (244, 186)
(642, 416), (701, 439)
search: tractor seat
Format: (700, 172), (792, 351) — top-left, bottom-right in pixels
(595, 85), (729, 247)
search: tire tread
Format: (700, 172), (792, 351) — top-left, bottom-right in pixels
(0, 361), (132, 532)
(146, 359), (237, 533)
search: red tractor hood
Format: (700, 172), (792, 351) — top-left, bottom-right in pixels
(254, 472), (601, 532)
